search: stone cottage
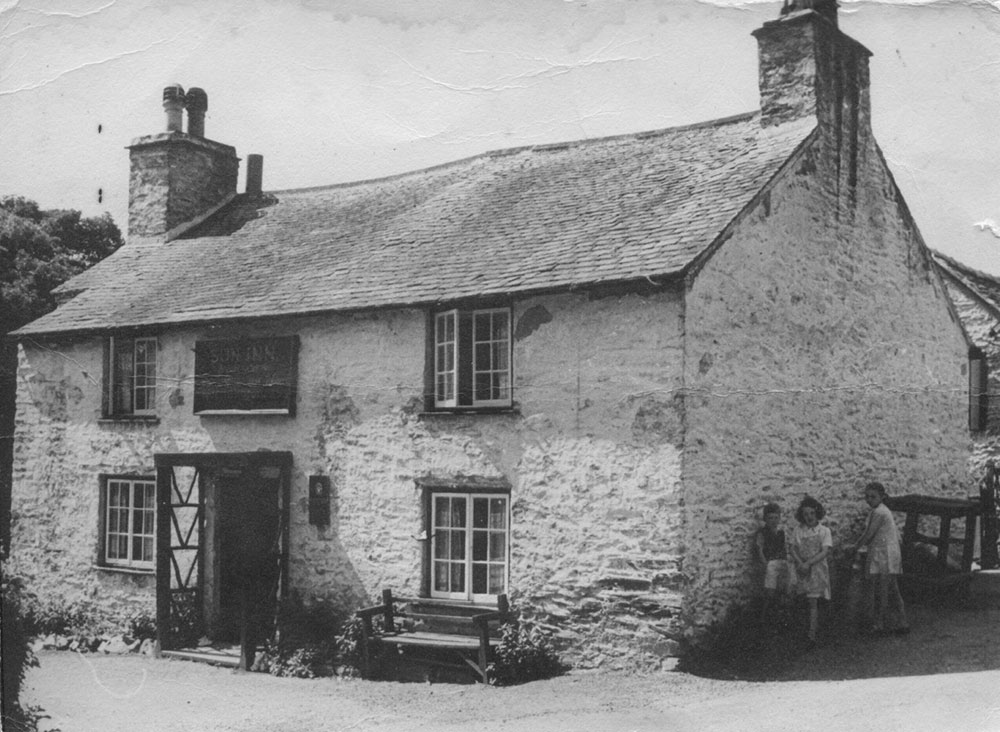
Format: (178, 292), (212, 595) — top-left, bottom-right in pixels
(9, 1), (974, 669)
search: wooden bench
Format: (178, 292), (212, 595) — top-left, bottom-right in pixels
(355, 589), (511, 683)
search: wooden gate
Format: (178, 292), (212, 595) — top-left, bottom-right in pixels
(155, 452), (292, 665)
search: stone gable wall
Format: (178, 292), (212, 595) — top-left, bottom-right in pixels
(680, 132), (972, 633)
(11, 289), (686, 669)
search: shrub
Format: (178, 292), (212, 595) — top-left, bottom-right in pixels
(254, 594), (346, 678)
(1, 574), (41, 730)
(487, 620), (566, 686)
(256, 640), (335, 678)
(126, 610), (157, 642)
(22, 597), (95, 637)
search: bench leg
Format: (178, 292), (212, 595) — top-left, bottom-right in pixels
(360, 632), (371, 679)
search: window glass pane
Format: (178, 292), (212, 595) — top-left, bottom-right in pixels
(451, 497), (466, 526)
(472, 564), (487, 594)
(434, 563), (449, 592)
(450, 529), (466, 560)
(488, 565), (505, 594)
(434, 532), (450, 559)
(493, 343), (508, 370)
(117, 535), (128, 558)
(434, 498), (450, 528)
(493, 313), (508, 341)
(489, 532), (506, 560)
(473, 531), (487, 561)
(141, 537), (154, 563)
(449, 562), (465, 593)
(475, 343), (490, 371)
(473, 498), (488, 529)
(489, 498), (507, 529)
(132, 506), (145, 539)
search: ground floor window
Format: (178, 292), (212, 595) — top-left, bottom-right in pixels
(101, 477), (156, 570)
(430, 492), (509, 602)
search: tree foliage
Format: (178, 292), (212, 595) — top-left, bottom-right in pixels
(0, 195), (122, 335)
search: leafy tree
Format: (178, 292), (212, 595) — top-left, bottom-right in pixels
(0, 196), (123, 335)
(1, 195), (122, 729)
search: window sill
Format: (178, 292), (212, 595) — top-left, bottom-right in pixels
(196, 409), (293, 417)
(92, 564), (154, 576)
(418, 407), (520, 419)
(98, 416), (160, 426)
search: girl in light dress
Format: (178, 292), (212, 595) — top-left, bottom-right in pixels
(789, 496), (832, 645)
(846, 481), (910, 635)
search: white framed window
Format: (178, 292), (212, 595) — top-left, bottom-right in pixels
(102, 477), (156, 570)
(430, 492), (509, 602)
(432, 307), (511, 409)
(105, 336), (157, 416)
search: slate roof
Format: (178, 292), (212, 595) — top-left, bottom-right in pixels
(16, 113), (814, 336)
(933, 251), (1000, 321)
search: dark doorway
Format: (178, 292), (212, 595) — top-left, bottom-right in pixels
(214, 470), (282, 642)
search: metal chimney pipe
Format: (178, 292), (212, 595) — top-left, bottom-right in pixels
(246, 154), (263, 195)
(185, 87), (208, 138)
(162, 84), (185, 132)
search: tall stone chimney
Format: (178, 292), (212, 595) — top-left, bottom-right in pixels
(752, 0), (871, 131)
(186, 87), (208, 138)
(127, 85), (239, 238)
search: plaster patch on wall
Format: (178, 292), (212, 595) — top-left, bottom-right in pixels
(514, 304), (553, 340)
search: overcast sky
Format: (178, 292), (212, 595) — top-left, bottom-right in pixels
(1, 0), (999, 275)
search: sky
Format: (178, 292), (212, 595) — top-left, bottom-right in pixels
(1, 0), (999, 276)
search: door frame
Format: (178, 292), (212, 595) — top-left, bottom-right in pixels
(154, 451), (292, 652)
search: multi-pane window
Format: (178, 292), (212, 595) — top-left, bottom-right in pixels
(431, 493), (508, 602)
(433, 308), (511, 409)
(106, 336), (157, 416)
(103, 478), (156, 570)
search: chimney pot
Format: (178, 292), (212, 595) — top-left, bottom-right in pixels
(162, 84), (185, 132)
(246, 154), (264, 195)
(186, 87), (208, 138)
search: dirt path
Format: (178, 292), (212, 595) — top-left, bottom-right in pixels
(23, 580), (1000, 732)
(22, 651), (1000, 732)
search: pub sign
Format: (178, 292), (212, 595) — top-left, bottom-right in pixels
(194, 336), (298, 414)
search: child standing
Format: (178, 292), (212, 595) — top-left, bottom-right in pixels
(847, 481), (909, 635)
(754, 502), (790, 625)
(789, 496), (832, 645)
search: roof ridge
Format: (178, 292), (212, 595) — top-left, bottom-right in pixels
(267, 110), (764, 196)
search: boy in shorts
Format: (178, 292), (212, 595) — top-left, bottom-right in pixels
(755, 502), (791, 625)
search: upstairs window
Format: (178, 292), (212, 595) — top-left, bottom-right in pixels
(104, 336), (157, 417)
(433, 307), (511, 409)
